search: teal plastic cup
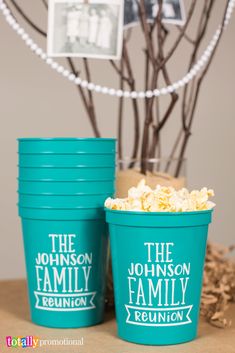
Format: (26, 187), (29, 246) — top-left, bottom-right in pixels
(19, 154), (116, 168)
(18, 180), (115, 195)
(105, 209), (213, 345)
(19, 207), (108, 328)
(18, 138), (116, 154)
(18, 193), (113, 209)
(18, 166), (116, 182)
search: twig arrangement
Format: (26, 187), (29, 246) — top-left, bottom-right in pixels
(7, 0), (230, 176)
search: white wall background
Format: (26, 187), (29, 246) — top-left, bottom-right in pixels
(0, 1), (234, 279)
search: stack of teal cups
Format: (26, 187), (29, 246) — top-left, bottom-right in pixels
(18, 138), (116, 328)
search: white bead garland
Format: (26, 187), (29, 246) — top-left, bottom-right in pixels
(0, 0), (234, 99)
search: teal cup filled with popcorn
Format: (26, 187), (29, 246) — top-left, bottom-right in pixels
(105, 180), (215, 345)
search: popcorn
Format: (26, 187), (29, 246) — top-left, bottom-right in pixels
(105, 180), (216, 212)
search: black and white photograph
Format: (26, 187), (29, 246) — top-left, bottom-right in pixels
(47, 0), (124, 60)
(124, 0), (139, 27)
(124, 0), (186, 29)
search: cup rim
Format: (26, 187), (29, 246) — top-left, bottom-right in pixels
(18, 137), (116, 142)
(18, 193), (113, 196)
(18, 164), (116, 168)
(18, 191), (113, 196)
(104, 207), (213, 216)
(105, 208), (213, 227)
(18, 165), (116, 169)
(18, 204), (106, 210)
(17, 178), (115, 182)
(18, 152), (117, 155)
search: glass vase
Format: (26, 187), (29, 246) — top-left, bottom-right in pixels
(116, 158), (186, 198)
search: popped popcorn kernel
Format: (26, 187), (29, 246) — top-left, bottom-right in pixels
(105, 180), (215, 212)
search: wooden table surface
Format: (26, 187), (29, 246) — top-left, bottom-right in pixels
(0, 280), (234, 353)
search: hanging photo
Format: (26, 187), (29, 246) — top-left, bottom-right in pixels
(124, 0), (186, 29)
(124, 0), (139, 27)
(47, 0), (124, 60)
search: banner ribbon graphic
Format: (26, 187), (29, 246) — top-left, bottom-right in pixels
(125, 305), (193, 327)
(34, 291), (96, 311)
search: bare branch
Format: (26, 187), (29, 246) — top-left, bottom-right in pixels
(175, 0), (230, 177)
(67, 58), (100, 137)
(82, 58), (100, 137)
(137, 0), (155, 66)
(176, 26), (195, 45)
(124, 28), (133, 42)
(123, 41), (140, 162)
(140, 0), (164, 173)
(165, 129), (183, 173)
(109, 60), (132, 85)
(41, 0), (48, 9)
(148, 1), (179, 161)
(117, 58), (125, 160)
(182, 0), (215, 131)
(9, 0), (46, 37)
(160, 0), (197, 67)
